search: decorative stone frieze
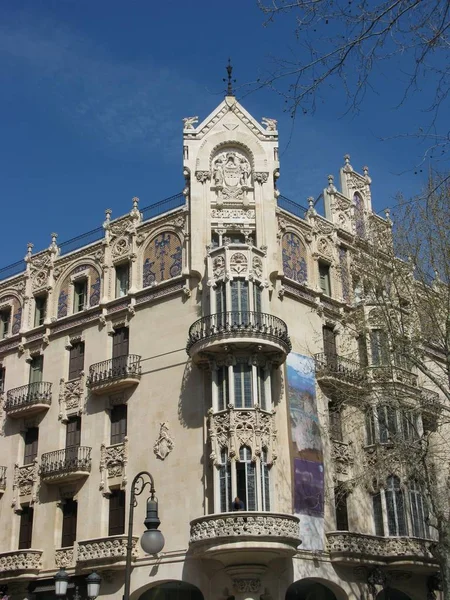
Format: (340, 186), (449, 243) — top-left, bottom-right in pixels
(12, 461), (39, 507)
(209, 406), (277, 466)
(326, 532), (436, 565)
(99, 439), (128, 492)
(0, 550), (42, 576)
(58, 376), (84, 422)
(77, 536), (138, 566)
(55, 547), (74, 568)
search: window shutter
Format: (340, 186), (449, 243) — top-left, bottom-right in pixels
(113, 328), (129, 359)
(66, 417), (81, 448)
(61, 499), (78, 547)
(0, 367), (5, 393)
(110, 404), (127, 445)
(29, 355), (43, 384)
(19, 506), (34, 549)
(108, 490), (126, 536)
(335, 489), (349, 531)
(372, 493), (384, 536)
(322, 326), (337, 362)
(217, 367), (229, 412)
(24, 427), (39, 464)
(69, 342), (85, 380)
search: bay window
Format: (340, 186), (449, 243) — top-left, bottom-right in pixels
(372, 476), (429, 539)
(217, 445), (271, 513)
(366, 405), (420, 445)
(214, 360), (271, 412)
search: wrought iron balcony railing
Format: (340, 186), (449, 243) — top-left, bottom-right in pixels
(5, 381), (52, 414)
(314, 353), (366, 385)
(40, 446), (92, 479)
(87, 355), (142, 388)
(187, 311), (291, 354)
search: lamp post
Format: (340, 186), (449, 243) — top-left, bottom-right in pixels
(123, 471), (165, 600)
(54, 569), (101, 599)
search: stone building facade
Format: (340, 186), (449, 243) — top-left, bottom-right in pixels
(0, 94), (443, 600)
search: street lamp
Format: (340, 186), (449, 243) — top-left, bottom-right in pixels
(54, 569), (101, 599)
(123, 471), (165, 600)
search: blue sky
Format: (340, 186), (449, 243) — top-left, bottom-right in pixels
(0, 1), (445, 268)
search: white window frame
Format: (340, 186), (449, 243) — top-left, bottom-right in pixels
(115, 262), (130, 298)
(212, 362), (272, 412)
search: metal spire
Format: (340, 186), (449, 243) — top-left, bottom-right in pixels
(224, 58), (235, 96)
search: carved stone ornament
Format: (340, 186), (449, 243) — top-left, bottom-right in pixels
(261, 117), (277, 131)
(58, 377), (84, 422)
(211, 149), (252, 200)
(252, 256), (263, 279)
(230, 252), (248, 275)
(196, 170), (211, 183)
(209, 406), (277, 465)
(254, 172), (269, 184)
(153, 422), (174, 460)
(12, 461), (39, 507)
(99, 438), (128, 492)
(55, 547), (74, 568)
(111, 237), (130, 259)
(331, 440), (354, 475)
(183, 116), (198, 129)
(213, 256), (226, 279)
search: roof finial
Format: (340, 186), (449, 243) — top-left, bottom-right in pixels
(224, 58), (235, 97)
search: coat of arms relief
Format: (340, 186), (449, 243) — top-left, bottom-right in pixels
(211, 150), (252, 202)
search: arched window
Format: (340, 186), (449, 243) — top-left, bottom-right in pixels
(409, 480), (428, 538)
(261, 448), (271, 511)
(385, 475), (407, 536)
(219, 449), (232, 513)
(282, 233), (307, 284)
(237, 446), (256, 511)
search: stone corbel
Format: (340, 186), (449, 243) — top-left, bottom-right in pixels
(196, 171), (211, 183)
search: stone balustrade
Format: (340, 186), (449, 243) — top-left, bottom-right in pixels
(326, 531), (436, 566)
(77, 535), (138, 568)
(0, 550), (42, 577)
